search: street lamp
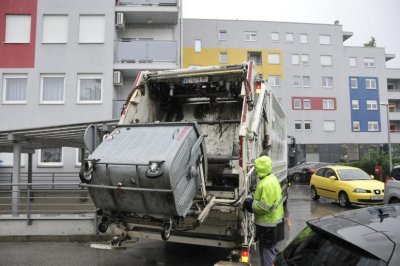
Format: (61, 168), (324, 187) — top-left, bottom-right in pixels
(380, 102), (393, 171)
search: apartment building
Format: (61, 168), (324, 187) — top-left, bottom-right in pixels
(0, 0), (181, 173)
(182, 18), (400, 162)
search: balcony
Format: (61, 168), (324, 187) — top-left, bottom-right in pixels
(114, 39), (178, 72)
(116, 0), (179, 25)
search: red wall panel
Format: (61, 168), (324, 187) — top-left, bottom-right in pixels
(0, 0), (37, 68)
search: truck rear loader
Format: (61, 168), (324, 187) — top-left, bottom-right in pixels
(80, 61), (288, 263)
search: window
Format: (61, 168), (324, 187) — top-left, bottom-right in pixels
(76, 148), (89, 166)
(2, 74), (28, 104)
(322, 77), (333, 88)
(38, 148), (63, 166)
(79, 15), (105, 43)
(295, 121), (302, 131)
(349, 57), (357, 67)
(366, 79), (377, 89)
(286, 33), (294, 42)
(40, 74), (65, 104)
(247, 51), (262, 65)
(219, 52), (227, 63)
(5, 15), (31, 43)
(77, 74), (102, 103)
(350, 78), (358, 88)
(319, 35), (331, 45)
(368, 121), (379, 131)
(293, 76), (301, 87)
(244, 31), (257, 41)
(320, 55), (332, 66)
(292, 54), (300, 65)
(352, 121), (360, 131)
(271, 32), (279, 42)
(366, 100), (378, 110)
(268, 53), (280, 64)
(194, 39), (202, 52)
(351, 100), (359, 110)
(304, 121), (312, 131)
(303, 99), (311, 109)
(268, 76), (281, 87)
(302, 76), (311, 87)
(364, 57), (376, 67)
(300, 34), (308, 44)
(323, 120), (336, 131)
(293, 99), (302, 109)
(42, 15), (68, 43)
(218, 30), (227, 41)
(323, 99), (335, 110)
(301, 54), (309, 65)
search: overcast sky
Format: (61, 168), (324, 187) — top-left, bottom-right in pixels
(182, 0), (400, 68)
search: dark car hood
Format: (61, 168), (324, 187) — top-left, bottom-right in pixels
(307, 205), (400, 262)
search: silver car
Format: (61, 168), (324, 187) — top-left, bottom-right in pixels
(384, 165), (400, 204)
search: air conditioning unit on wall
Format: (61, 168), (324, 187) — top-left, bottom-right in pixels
(116, 13), (125, 30)
(113, 71), (123, 86)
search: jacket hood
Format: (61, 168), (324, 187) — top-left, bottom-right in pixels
(254, 156), (272, 178)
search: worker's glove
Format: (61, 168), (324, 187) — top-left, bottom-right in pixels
(242, 198), (254, 213)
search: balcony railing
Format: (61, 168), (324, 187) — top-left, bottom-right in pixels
(116, 0), (177, 6)
(115, 39), (177, 64)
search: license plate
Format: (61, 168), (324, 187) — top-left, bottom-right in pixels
(371, 195), (383, 200)
(182, 76), (208, 84)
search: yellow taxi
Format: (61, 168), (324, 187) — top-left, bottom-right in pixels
(310, 165), (384, 207)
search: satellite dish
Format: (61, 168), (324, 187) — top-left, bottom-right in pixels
(84, 124), (102, 153)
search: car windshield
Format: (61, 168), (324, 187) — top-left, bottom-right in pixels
(337, 169), (371, 181)
(275, 226), (382, 266)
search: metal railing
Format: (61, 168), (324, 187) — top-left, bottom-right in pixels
(116, 0), (177, 6)
(115, 39), (177, 64)
(0, 173), (96, 224)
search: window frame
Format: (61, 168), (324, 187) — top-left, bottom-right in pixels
(77, 74), (103, 104)
(352, 121), (360, 131)
(286, 32), (294, 42)
(363, 57), (376, 68)
(293, 98), (302, 109)
(304, 120), (312, 131)
(2, 74), (28, 104)
(271, 32), (279, 42)
(218, 30), (227, 41)
(322, 76), (333, 88)
(320, 55), (332, 66)
(268, 75), (281, 87)
(244, 31), (257, 42)
(350, 78), (358, 89)
(40, 74), (66, 104)
(351, 100), (360, 110)
(368, 121), (379, 132)
(323, 120), (336, 132)
(349, 57), (357, 67)
(293, 76), (301, 88)
(302, 76), (311, 87)
(366, 79), (377, 90)
(267, 53), (280, 64)
(5, 15), (31, 44)
(294, 120), (302, 131)
(42, 15), (68, 44)
(78, 15), (105, 44)
(38, 147), (63, 167)
(194, 39), (202, 52)
(301, 54), (309, 65)
(300, 33), (308, 44)
(292, 54), (300, 65)
(319, 34), (331, 45)
(323, 99), (335, 110)
(247, 51), (262, 65)
(303, 99), (311, 109)
(219, 52), (228, 63)
(366, 100), (378, 110)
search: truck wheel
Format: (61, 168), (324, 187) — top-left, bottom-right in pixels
(310, 186), (320, 200)
(292, 173), (302, 183)
(161, 224), (171, 241)
(389, 197), (400, 204)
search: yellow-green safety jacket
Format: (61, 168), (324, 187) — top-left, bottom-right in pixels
(251, 156), (284, 227)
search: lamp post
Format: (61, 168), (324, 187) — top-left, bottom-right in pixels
(380, 102), (393, 172)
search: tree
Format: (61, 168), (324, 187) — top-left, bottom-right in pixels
(364, 36), (376, 47)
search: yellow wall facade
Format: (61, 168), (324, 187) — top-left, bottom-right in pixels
(183, 48), (283, 79)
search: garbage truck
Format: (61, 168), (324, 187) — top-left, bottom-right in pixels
(80, 61), (288, 263)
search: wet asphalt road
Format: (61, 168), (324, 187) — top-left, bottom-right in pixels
(0, 184), (353, 266)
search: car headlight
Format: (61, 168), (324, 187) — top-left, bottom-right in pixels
(353, 188), (368, 193)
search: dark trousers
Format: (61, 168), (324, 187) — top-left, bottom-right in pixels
(259, 241), (279, 266)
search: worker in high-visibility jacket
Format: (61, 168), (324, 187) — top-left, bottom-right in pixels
(243, 155), (284, 266)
